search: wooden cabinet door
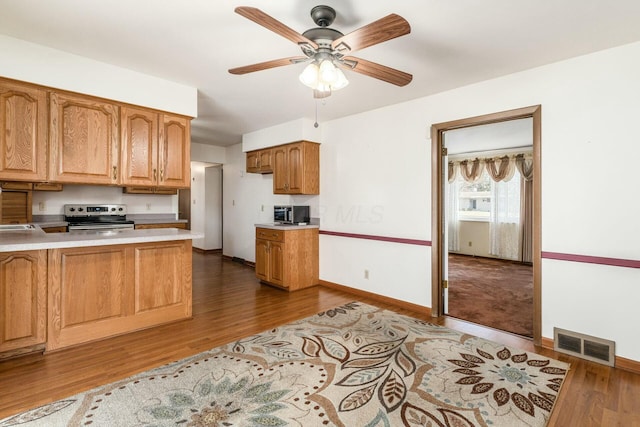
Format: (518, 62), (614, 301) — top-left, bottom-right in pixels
(121, 106), (158, 186)
(272, 142), (319, 194)
(259, 149), (273, 173)
(0, 251), (47, 353)
(268, 241), (285, 286)
(49, 92), (119, 185)
(133, 241), (191, 317)
(0, 80), (47, 182)
(273, 146), (289, 193)
(158, 114), (190, 188)
(286, 143), (303, 193)
(246, 151), (259, 173)
(255, 238), (269, 281)
(247, 149), (273, 174)
(48, 245), (131, 350)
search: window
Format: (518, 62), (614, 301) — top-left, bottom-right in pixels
(454, 168), (521, 222)
(457, 170), (492, 221)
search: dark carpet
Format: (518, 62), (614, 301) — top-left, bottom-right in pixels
(448, 254), (533, 337)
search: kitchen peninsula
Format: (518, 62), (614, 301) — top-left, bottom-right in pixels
(0, 226), (201, 359)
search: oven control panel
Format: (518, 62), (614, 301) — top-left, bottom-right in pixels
(64, 204), (127, 217)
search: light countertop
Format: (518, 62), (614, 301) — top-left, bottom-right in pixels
(0, 225), (203, 252)
(255, 223), (320, 230)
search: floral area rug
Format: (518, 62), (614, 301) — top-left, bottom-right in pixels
(0, 302), (569, 427)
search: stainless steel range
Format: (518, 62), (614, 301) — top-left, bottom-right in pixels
(64, 204), (135, 232)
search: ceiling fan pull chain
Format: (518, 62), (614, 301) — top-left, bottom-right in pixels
(314, 99), (319, 128)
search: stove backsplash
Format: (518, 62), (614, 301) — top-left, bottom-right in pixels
(31, 185), (177, 215)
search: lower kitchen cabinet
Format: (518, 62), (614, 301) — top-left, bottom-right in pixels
(255, 227), (318, 291)
(0, 250), (47, 358)
(47, 240), (192, 351)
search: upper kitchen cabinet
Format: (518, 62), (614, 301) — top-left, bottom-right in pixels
(0, 79), (47, 182)
(273, 141), (319, 194)
(158, 114), (190, 188)
(246, 148), (273, 174)
(49, 92), (120, 185)
(121, 106), (158, 186)
(121, 108), (190, 189)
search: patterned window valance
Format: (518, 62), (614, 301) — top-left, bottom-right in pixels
(448, 152), (532, 183)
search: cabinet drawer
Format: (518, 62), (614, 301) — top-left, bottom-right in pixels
(256, 228), (284, 242)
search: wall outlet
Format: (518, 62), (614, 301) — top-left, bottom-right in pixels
(468, 241), (472, 247)
(146, 203), (151, 211)
(364, 269), (369, 279)
(38, 201), (46, 211)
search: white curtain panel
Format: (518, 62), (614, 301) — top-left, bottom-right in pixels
(447, 179), (460, 252)
(490, 169), (522, 260)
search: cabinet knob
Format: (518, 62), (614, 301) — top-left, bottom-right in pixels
(112, 166), (117, 180)
(272, 233), (278, 237)
(153, 168), (157, 180)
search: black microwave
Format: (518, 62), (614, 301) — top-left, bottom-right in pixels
(274, 205), (310, 224)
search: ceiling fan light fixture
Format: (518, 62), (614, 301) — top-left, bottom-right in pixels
(299, 57), (349, 94)
(299, 62), (319, 87)
(319, 59), (338, 84)
(333, 67), (349, 90)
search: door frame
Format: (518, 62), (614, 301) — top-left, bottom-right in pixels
(430, 105), (542, 345)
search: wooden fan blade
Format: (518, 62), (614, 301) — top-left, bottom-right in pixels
(343, 56), (412, 86)
(235, 7), (317, 49)
(332, 14), (410, 53)
(229, 56), (308, 75)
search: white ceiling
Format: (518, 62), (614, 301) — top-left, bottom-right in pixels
(1, 1), (640, 147)
(445, 118), (533, 156)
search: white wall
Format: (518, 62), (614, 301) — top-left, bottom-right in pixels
(192, 142), (226, 164)
(224, 40), (640, 361)
(0, 35), (196, 117)
(454, 221), (492, 258)
(242, 118), (321, 151)
(32, 185), (176, 215)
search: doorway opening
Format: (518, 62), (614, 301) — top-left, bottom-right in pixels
(431, 106), (542, 345)
(188, 162), (223, 252)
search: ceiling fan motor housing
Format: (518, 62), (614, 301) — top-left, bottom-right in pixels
(310, 5), (336, 27)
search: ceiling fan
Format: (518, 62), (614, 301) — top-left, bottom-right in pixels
(228, 5), (412, 98)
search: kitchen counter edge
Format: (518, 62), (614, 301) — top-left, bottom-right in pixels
(255, 223), (320, 230)
(0, 227), (204, 252)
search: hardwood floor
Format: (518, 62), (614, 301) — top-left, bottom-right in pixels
(1, 252), (639, 426)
